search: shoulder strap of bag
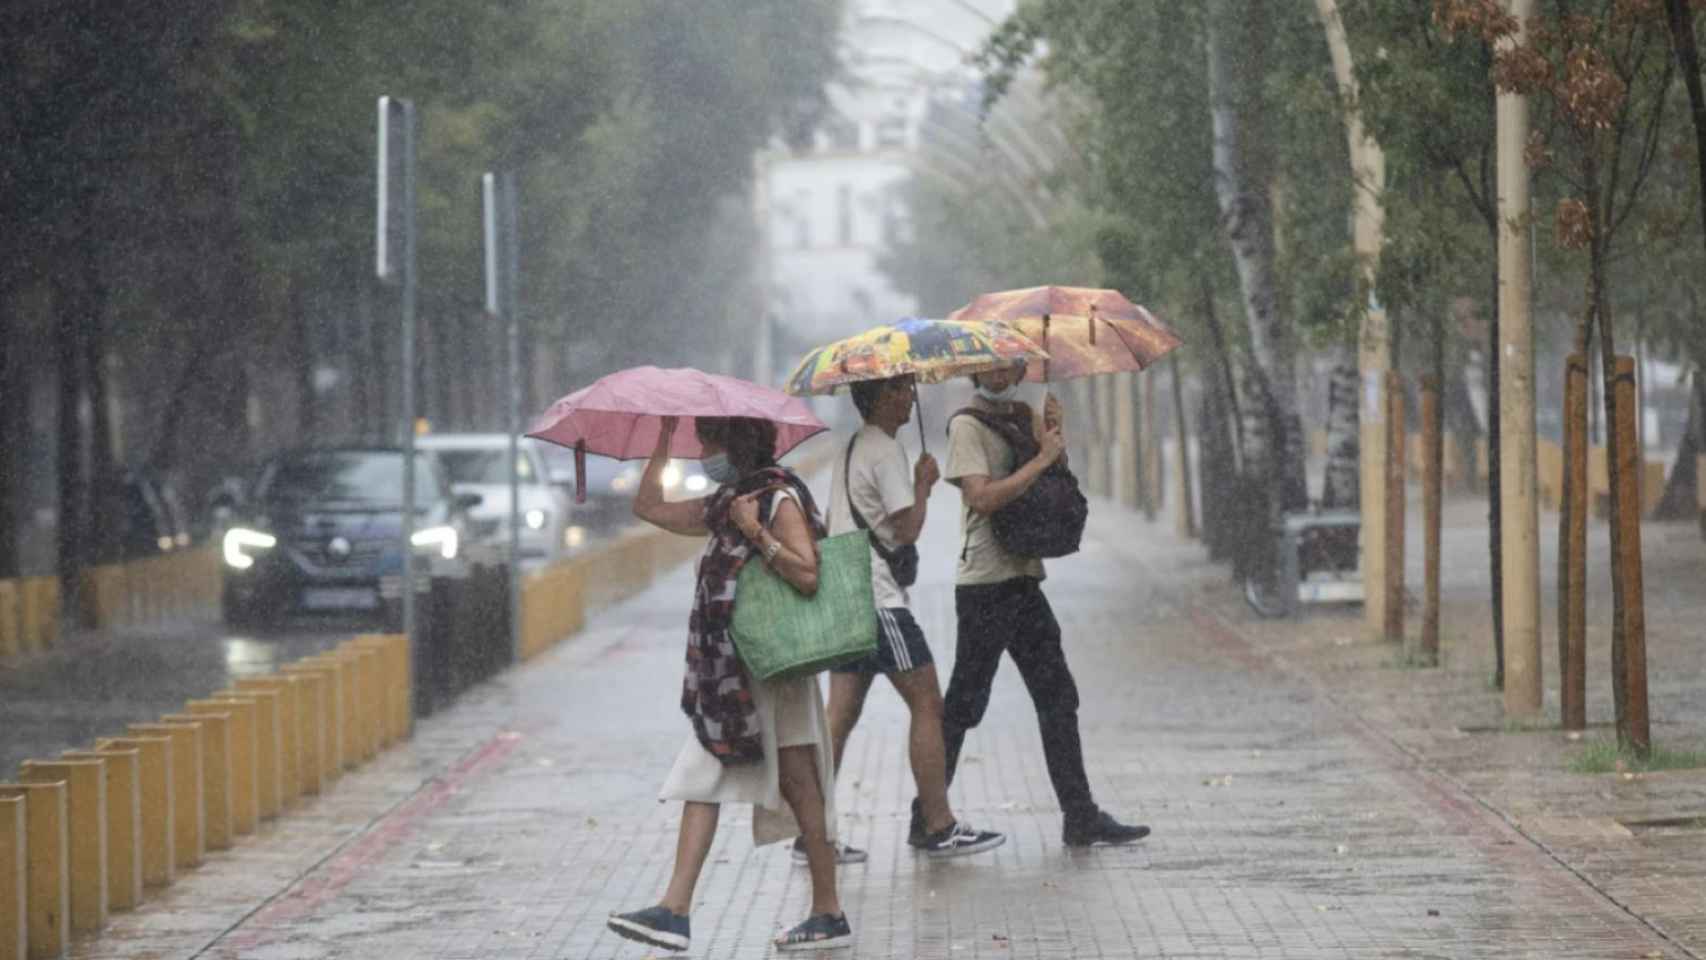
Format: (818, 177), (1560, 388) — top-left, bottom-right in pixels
(844, 431), (900, 562)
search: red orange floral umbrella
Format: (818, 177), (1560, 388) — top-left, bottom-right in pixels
(946, 285), (1182, 382)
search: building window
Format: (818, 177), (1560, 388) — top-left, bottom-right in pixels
(837, 185), (853, 246)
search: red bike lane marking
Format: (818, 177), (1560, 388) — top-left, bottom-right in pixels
(213, 727), (528, 953)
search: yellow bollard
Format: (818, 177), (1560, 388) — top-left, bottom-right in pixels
(161, 713), (232, 850)
(214, 687), (281, 820)
(18, 761), (106, 933)
(232, 675), (301, 811)
(233, 676), (301, 807)
(334, 644), (381, 762)
(353, 643), (385, 754)
(186, 699), (258, 836)
(0, 782), (68, 960)
(296, 654), (355, 773)
(61, 748), (141, 912)
(356, 634), (412, 744)
(94, 738), (172, 889)
(276, 666), (328, 795)
(2, 793), (26, 960)
(126, 723), (203, 871)
(0, 580), (19, 661)
(324, 648), (374, 765)
(282, 660), (343, 781)
(351, 637), (398, 749)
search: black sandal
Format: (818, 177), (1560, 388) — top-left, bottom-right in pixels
(774, 912), (852, 952)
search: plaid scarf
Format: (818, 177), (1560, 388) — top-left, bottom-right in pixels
(682, 466), (825, 766)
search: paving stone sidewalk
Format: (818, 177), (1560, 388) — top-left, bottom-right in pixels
(70, 489), (1703, 959)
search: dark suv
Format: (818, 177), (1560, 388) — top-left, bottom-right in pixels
(220, 447), (478, 626)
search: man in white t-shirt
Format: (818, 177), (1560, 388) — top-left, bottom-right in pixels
(800, 374), (1004, 864)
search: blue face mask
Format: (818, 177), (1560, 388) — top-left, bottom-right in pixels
(701, 452), (740, 485)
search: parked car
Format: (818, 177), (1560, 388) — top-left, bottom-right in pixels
(220, 447), (478, 626)
(415, 434), (572, 560)
(532, 445), (710, 538)
(97, 468), (192, 562)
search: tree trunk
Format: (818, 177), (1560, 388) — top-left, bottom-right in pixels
(53, 270), (87, 621)
(1665, 0), (1706, 261)
(1653, 359), (1703, 520)
(1321, 341), (1360, 508)
(1585, 148), (1636, 752)
(0, 302), (20, 578)
(293, 278), (318, 440)
(1205, 0), (1307, 514)
(83, 255), (120, 567)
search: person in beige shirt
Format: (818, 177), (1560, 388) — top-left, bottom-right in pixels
(928, 360), (1151, 848)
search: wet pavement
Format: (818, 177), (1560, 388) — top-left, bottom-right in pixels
(1, 616), (363, 775)
(25, 484), (1706, 958)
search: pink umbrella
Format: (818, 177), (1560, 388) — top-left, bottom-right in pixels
(527, 366), (829, 500)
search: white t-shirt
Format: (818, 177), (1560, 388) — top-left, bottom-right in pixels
(826, 424), (916, 610)
(944, 398), (1046, 586)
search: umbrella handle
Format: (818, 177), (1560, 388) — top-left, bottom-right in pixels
(1042, 314), (1051, 383)
(913, 380), (928, 456)
(575, 440), (588, 505)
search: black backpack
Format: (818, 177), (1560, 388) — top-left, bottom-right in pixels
(950, 406), (1087, 559)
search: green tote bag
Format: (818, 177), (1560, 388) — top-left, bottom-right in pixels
(730, 530), (879, 681)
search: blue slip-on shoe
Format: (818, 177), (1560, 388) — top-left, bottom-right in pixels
(775, 912), (852, 952)
(608, 905), (690, 952)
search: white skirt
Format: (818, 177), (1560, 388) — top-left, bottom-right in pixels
(659, 672), (838, 847)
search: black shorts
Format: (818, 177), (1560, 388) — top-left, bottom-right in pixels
(834, 607), (934, 675)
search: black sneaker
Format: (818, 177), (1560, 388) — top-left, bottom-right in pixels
(906, 798), (928, 848)
(607, 905), (690, 952)
(1062, 810), (1151, 848)
(775, 912), (853, 952)
(920, 821), (1006, 859)
(791, 837), (868, 864)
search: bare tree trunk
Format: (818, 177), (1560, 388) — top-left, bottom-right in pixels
(83, 256), (120, 567)
(0, 301), (21, 578)
(1665, 0), (1706, 261)
(1321, 341), (1360, 508)
(53, 269), (87, 621)
(292, 279), (318, 440)
(1205, 0), (1306, 513)
(1653, 375), (1702, 520)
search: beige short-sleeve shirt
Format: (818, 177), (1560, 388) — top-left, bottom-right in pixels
(944, 399), (1046, 586)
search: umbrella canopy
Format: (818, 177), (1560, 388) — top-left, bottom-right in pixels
(946, 285), (1182, 383)
(783, 316), (1046, 397)
(527, 365), (828, 462)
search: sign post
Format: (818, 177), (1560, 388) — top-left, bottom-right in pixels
(377, 96), (419, 647)
(483, 171), (522, 664)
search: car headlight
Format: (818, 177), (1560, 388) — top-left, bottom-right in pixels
(524, 508), (547, 530)
(659, 463), (682, 490)
(609, 473), (634, 493)
(564, 525), (587, 549)
(684, 474), (709, 493)
(411, 525), (459, 560)
(223, 527), (277, 570)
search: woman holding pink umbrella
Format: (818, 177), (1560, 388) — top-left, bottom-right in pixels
(529, 367), (850, 953)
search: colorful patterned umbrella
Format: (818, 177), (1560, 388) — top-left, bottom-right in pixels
(946, 286), (1182, 383)
(783, 317), (1046, 397)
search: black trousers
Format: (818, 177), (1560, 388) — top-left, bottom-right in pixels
(941, 577), (1098, 824)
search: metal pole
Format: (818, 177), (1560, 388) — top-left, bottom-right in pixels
(504, 172), (523, 666)
(400, 100), (419, 649)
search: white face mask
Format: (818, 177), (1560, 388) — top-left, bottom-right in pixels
(976, 382), (1020, 404)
